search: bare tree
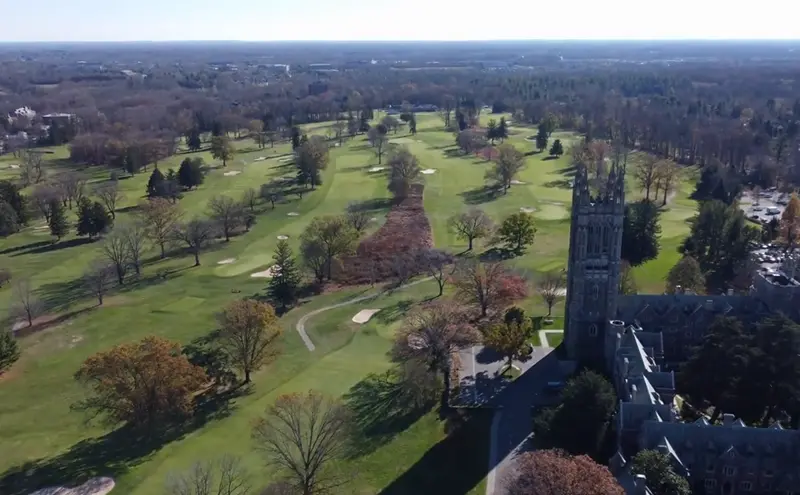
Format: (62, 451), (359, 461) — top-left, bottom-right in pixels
(486, 143), (525, 193)
(56, 171), (88, 209)
(633, 155), (659, 201)
(387, 146), (422, 199)
(173, 218), (216, 266)
(84, 260), (113, 306)
(417, 249), (454, 296)
(391, 302), (480, 410)
(390, 251), (417, 287)
(241, 188), (259, 213)
(30, 183), (60, 222)
(367, 126), (389, 164)
(344, 203), (370, 234)
(122, 222), (148, 276)
(208, 196), (245, 242)
(11, 278), (44, 327)
(536, 270), (566, 317)
(260, 183), (283, 209)
(331, 120), (346, 144)
(94, 180), (123, 219)
(19, 150), (44, 186)
(102, 230), (130, 285)
(655, 160), (680, 206)
(166, 455), (252, 495)
(448, 209), (495, 251)
(252, 391), (353, 495)
(138, 198), (183, 258)
(452, 258), (528, 317)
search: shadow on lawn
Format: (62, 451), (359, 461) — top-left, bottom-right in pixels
(12, 238), (94, 257)
(459, 186), (500, 205)
(344, 370), (435, 457)
(377, 409), (491, 495)
(372, 299), (415, 325)
(0, 387), (248, 495)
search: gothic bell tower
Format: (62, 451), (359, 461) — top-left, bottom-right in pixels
(564, 151), (626, 365)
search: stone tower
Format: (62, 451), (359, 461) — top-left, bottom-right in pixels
(564, 153), (626, 365)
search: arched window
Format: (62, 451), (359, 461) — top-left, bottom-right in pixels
(589, 324), (598, 337)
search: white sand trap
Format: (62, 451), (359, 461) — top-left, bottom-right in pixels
(251, 266), (280, 278)
(334, 142), (341, 147)
(277, 156), (293, 163)
(9, 164), (19, 169)
(287, 212), (300, 217)
(255, 157), (267, 161)
(30, 476), (115, 495)
(352, 309), (381, 324)
(370, 217), (378, 222)
(510, 180), (526, 185)
(11, 320), (26, 333)
(520, 207), (536, 213)
(421, 169), (437, 175)
(277, 235), (289, 240)
(217, 258), (236, 265)
(368, 167), (385, 173)
(223, 171), (241, 176)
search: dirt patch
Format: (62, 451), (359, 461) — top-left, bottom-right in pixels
(223, 171), (241, 176)
(30, 476), (115, 495)
(352, 309), (381, 324)
(335, 184), (433, 284)
(217, 258), (236, 265)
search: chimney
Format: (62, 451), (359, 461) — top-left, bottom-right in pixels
(727, 288), (734, 296)
(723, 413), (734, 426)
(630, 383), (638, 402)
(675, 285), (683, 294)
(634, 474), (648, 495)
(705, 299), (713, 310)
(623, 357), (630, 377)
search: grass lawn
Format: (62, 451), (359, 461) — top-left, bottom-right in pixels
(0, 112), (695, 494)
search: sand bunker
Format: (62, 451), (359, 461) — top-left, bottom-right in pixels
(217, 258), (236, 265)
(223, 171), (241, 176)
(255, 157), (267, 161)
(352, 309), (381, 324)
(11, 320), (27, 333)
(9, 164), (19, 169)
(30, 476), (115, 495)
(368, 167), (385, 173)
(250, 266), (280, 278)
(277, 235), (289, 240)
(287, 212), (300, 217)
(421, 169), (437, 175)
(510, 180), (526, 185)
(520, 207), (536, 213)
(277, 156), (293, 163)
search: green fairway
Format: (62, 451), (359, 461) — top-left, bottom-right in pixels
(0, 112), (695, 494)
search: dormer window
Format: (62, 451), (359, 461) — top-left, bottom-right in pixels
(589, 324), (598, 337)
(739, 481), (752, 491)
(724, 466), (736, 477)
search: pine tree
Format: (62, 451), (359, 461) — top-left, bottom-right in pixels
(267, 240), (302, 311)
(48, 199), (69, 241)
(549, 139), (564, 156)
(177, 158), (205, 190)
(76, 198), (112, 239)
(497, 117), (509, 141)
(186, 127), (202, 151)
(409, 114), (417, 135)
(146, 167), (165, 198)
(0, 330), (20, 375)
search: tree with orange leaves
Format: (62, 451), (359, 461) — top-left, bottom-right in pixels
(452, 258), (529, 317)
(74, 336), (207, 431)
(781, 193), (800, 248)
(505, 449), (624, 495)
(218, 300), (282, 384)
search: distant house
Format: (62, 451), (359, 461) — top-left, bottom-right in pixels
(12, 106), (36, 120)
(41, 113), (75, 125)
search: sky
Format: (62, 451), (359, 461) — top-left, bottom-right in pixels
(2, 0), (799, 42)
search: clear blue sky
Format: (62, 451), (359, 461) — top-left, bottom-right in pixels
(3, 0), (799, 42)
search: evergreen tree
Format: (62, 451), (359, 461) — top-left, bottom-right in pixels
(359, 116), (370, 133)
(146, 167), (165, 198)
(496, 117), (509, 141)
(76, 197), (112, 239)
(0, 180), (28, 226)
(409, 114), (417, 135)
(621, 200), (662, 266)
(0, 200), (19, 237)
(267, 240), (302, 311)
(486, 119), (498, 143)
(186, 127), (202, 151)
(630, 450), (691, 495)
(536, 127), (549, 152)
(291, 126), (301, 150)
(177, 157), (205, 190)
(48, 199), (69, 240)
(0, 330), (20, 375)
(549, 139), (564, 156)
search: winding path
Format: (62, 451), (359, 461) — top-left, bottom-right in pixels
(295, 277), (433, 351)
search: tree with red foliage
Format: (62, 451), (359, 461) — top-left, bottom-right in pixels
(452, 258), (528, 317)
(506, 449), (624, 495)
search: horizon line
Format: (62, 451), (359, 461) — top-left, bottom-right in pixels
(2, 38), (800, 44)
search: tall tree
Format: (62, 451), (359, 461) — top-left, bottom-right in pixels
(48, 199), (69, 241)
(211, 136), (235, 167)
(0, 330), (20, 375)
(387, 146), (422, 199)
(665, 255), (705, 294)
(367, 125), (389, 164)
(452, 258), (528, 317)
(0, 180), (28, 226)
(486, 143), (525, 193)
(344, 203), (370, 234)
(295, 136), (329, 189)
(537, 270), (566, 317)
(122, 222), (148, 276)
(208, 196), (245, 242)
(486, 119), (498, 144)
(76, 197), (112, 239)
(781, 193), (800, 249)
(218, 300), (282, 384)
(173, 218), (216, 266)
(621, 200), (661, 266)
(139, 198), (183, 258)
(165, 455), (252, 495)
(94, 180), (123, 219)
(391, 302), (480, 410)
(252, 392), (353, 495)
(630, 450), (691, 495)
(299, 216), (358, 280)
(506, 450), (624, 495)
(102, 229), (131, 285)
(10, 278), (43, 328)
(146, 167), (166, 198)
(267, 240), (302, 311)
(74, 336), (207, 431)
(633, 155), (660, 201)
(177, 157), (205, 190)
(186, 127), (202, 151)
(416, 248), (454, 297)
(496, 212), (537, 254)
(496, 117), (509, 141)
(535, 127), (548, 153)
(84, 260), (113, 306)
(482, 310), (533, 369)
(448, 209), (495, 250)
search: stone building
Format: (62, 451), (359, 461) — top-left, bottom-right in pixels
(563, 156), (800, 494)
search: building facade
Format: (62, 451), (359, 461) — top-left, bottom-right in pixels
(564, 157), (800, 495)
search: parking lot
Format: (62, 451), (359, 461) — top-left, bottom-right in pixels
(741, 189), (788, 224)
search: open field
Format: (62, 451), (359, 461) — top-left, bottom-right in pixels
(0, 112), (697, 494)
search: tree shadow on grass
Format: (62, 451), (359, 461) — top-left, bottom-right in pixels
(542, 178), (573, 189)
(377, 409), (491, 495)
(373, 299), (415, 325)
(347, 197), (393, 214)
(12, 238), (94, 257)
(37, 276), (91, 313)
(344, 371), (435, 458)
(458, 186), (500, 205)
(0, 387), (247, 495)
(0, 240), (51, 255)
